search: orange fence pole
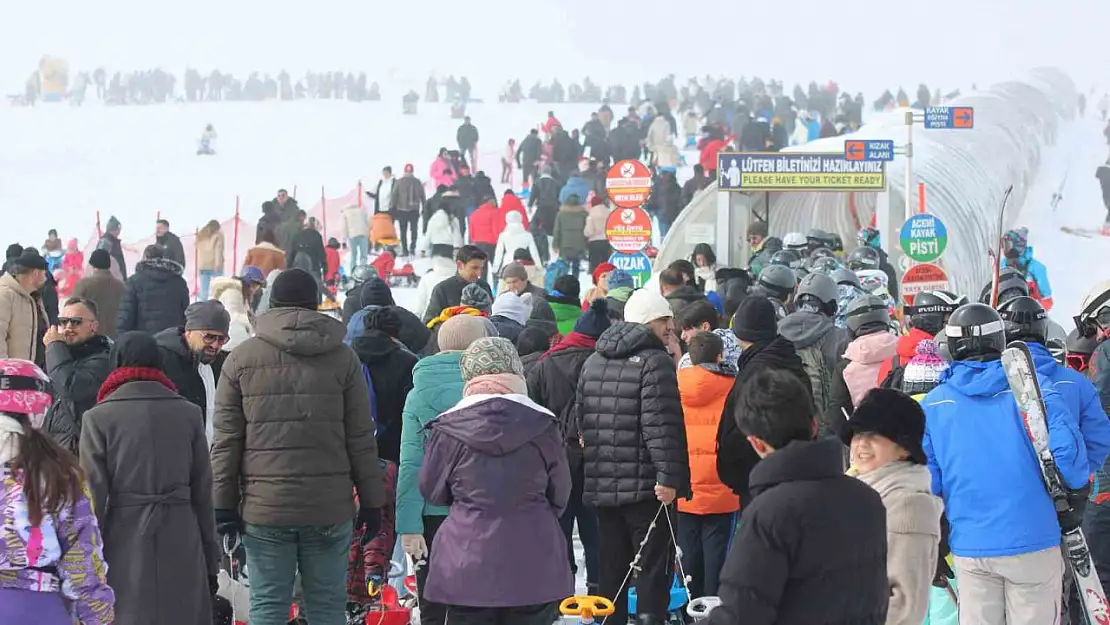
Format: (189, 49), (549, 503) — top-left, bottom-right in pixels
(321, 186), (327, 239)
(357, 180), (363, 208)
(918, 182), (926, 214)
(193, 227), (200, 299)
(232, 196), (241, 276)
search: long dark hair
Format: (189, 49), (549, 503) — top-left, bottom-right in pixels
(9, 414), (84, 526)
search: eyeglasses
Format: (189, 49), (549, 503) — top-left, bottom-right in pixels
(57, 317), (87, 328)
(202, 333), (230, 345)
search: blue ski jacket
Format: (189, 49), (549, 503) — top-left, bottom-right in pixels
(1028, 341), (1110, 475)
(1000, 247), (1052, 299)
(922, 357), (1088, 558)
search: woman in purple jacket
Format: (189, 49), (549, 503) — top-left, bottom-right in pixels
(419, 337), (573, 625)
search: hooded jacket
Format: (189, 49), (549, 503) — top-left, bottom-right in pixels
(1026, 341), (1110, 475)
(1000, 247), (1053, 309)
(413, 256), (460, 322)
(499, 193), (529, 231)
(243, 241), (286, 276)
(42, 335), (112, 453)
(0, 272), (48, 363)
(922, 358), (1088, 557)
(779, 309), (850, 432)
(156, 231), (187, 269)
(288, 226), (327, 275)
(577, 322), (690, 507)
(493, 211), (542, 273)
(345, 285), (430, 355)
(583, 201), (610, 243)
(397, 351), (463, 534)
(423, 207), (464, 254)
(72, 269), (125, 339)
(116, 258), (190, 336)
(418, 394), (573, 607)
(351, 330), (418, 464)
(210, 277), (253, 351)
(341, 204), (370, 240)
(212, 308), (386, 525)
(707, 439), (889, 625)
(552, 203), (589, 260)
(678, 364), (740, 516)
(841, 332), (899, 406)
(547, 293), (583, 336)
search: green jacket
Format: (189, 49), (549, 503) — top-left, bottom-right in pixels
(396, 351), (463, 533)
(552, 204), (589, 260)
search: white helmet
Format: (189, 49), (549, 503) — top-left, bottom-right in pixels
(1079, 279), (1110, 320)
(783, 232), (807, 251)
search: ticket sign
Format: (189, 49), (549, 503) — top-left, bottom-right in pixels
(901, 263), (950, 306)
(605, 159), (653, 208)
(608, 251), (652, 288)
(899, 213), (948, 263)
(605, 207), (653, 253)
(716, 152), (886, 192)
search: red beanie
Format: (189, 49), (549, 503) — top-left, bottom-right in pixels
(404, 163), (414, 173)
(592, 262), (616, 286)
(590, 196), (606, 207)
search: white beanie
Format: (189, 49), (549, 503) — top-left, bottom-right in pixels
(492, 291), (530, 326)
(624, 288), (674, 324)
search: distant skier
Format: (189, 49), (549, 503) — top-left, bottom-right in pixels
(197, 123), (217, 155)
(1000, 227), (1054, 311)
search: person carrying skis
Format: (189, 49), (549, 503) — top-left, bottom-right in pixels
(922, 303), (1089, 625)
(1000, 227), (1053, 311)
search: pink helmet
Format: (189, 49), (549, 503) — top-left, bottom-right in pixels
(0, 359), (54, 424)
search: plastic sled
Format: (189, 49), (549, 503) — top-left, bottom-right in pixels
(389, 263), (419, 288)
(628, 573), (688, 614)
(923, 579), (958, 625)
(560, 595), (614, 624)
(370, 213), (399, 246)
(686, 597), (720, 621)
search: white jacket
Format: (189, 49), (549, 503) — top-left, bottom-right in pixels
(791, 121), (809, 146)
(422, 208), (463, 253)
(341, 205), (370, 240)
(210, 276), (253, 351)
(646, 115), (673, 153)
(412, 256), (459, 320)
(493, 212), (542, 272)
(376, 177), (395, 212)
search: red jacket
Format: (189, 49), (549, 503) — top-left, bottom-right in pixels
(372, 251), (395, 277)
(325, 247), (341, 282)
(875, 327), (933, 384)
(468, 201), (502, 245)
(500, 193), (529, 230)
(699, 138), (730, 174)
(542, 116), (562, 135)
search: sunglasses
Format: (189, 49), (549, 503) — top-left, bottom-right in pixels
(1066, 353), (1091, 373)
(202, 333), (230, 345)
(57, 317), (87, 328)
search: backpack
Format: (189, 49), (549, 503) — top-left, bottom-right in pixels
(796, 341), (831, 415)
(362, 364), (380, 436)
(545, 259), (571, 291)
(878, 354), (904, 391)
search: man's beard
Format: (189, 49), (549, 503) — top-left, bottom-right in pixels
(197, 349), (220, 364)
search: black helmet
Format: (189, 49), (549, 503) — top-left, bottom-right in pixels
(907, 290), (963, 335)
(769, 249), (802, 269)
(1067, 327), (1098, 358)
(831, 267), (861, 288)
(806, 229), (836, 251)
(946, 303), (1007, 360)
(845, 293), (891, 336)
(761, 236), (783, 255)
(350, 265), (378, 285)
(758, 265), (797, 300)
(807, 256), (839, 276)
(846, 246), (881, 271)
(1046, 337), (1067, 365)
(979, 268), (1029, 305)
(997, 296), (1048, 343)
(830, 233), (845, 252)
(808, 247), (837, 263)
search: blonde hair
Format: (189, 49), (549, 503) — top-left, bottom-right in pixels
(197, 220), (221, 240)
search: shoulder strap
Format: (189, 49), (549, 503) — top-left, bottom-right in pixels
(362, 364), (379, 435)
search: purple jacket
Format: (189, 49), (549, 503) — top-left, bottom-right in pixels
(418, 393), (573, 607)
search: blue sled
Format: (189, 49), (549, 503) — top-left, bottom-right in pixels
(627, 574), (687, 614)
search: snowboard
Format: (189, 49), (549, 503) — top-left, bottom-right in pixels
(1001, 341), (1110, 625)
(1061, 226), (1110, 239)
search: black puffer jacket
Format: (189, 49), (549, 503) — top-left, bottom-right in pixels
(116, 259), (190, 336)
(351, 330), (417, 464)
(527, 340), (594, 443)
(664, 285), (706, 318)
(576, 323), (690, 507)
(42, 335), (113, 453)
(155, 327), (226, 420)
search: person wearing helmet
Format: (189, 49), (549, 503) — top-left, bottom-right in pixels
(1065, 328), (1097, 373)
(832, 267), (866, 330)
(751, 264), (795, 321)
(209, 266), (265, 353)
(923, 303), (1090, 625)
(847, 245), (899, 302)
(779, 272), (850, 427)
(1077, 279), (1110, 603)
(782, 231), (808, 254)
(826, 295), (898, 433)
(875, 290), (963, 387)
(747, 236), (782, 278)
(806, 256), (839, 276)
(1000, 227), (1053, 311)
(805, 229), (836, 255)
(979, 267), (1030, 307)
(0, 359), (115, 624)
(769, 249), (802, 270)
(342, 265), (379, 324)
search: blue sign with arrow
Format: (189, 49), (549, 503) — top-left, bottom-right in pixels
(924, 106), (974, 129)
(844, 140), (894, 162)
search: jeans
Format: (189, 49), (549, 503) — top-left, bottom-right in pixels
(243, 521), (353, 625)
(677, 512), (734, 598)
(198, 269), (220, 300)
(597, 501), (676, 624)
(349, 235), (369, 270)
(559, 447), (599, 589)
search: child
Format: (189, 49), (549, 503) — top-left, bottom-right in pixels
(708, 368), (888, 625)
(324, 237), (342, 286)
(348, 460), (398, 612)
(677, 332), (739, 599)
(57, 238), (85, 297)
(502, 138), (516, 184)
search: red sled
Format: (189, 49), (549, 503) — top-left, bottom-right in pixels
(364, 584), (412, 625)
(389, 263), (420, 288)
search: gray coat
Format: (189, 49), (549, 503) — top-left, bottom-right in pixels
(79, 379), (219, 625)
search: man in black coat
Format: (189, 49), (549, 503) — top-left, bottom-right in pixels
(97, 215), (128, 280)
(350, 306), (418, 464)
(456, 116), (479, 165)
(576, 289), (689, 625)
(422, 245), (492, 324)
(155, 219), (187, 270)
(155, 301), (229, 436)
(288, 214), (327, 277)
(516, 129), (543, 187)
(42, 297), (112, 453)
(116, 245), (190, 337)
(272, 187), (300, 223)
(707, 367), (888, 625)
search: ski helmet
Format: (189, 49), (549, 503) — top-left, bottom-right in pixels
(907, 290), (964, 335)
(858, 226), (880, 249)
(1076, 279), (1110, 337)
(760, 236), (784, 256)
(830, 232), (845, 252)
(1046, 337), (1067, 365)
(807, 256), (839, 276)
(846, 246), (881, 272)
(831, 267), (861, 289)
(979, 268), (1028, 305)
(758, 265), (797, 300)
(1066, 327), (1097, 372)
(769, 249), (802, 269)
(0, 359), (53, 424)
(795, 272), (838, 314)
(946, 303), (1007, 360)
(808, 247), (837, 263)
(783, 232), (808, 252)
(845, 293), (892, 336)
(997, 296), (1048, 343)
(1002, 227), (1029, 259)
(806, 229), (836, 252)
(239, 265), (266, 286)
(351, 265), (378, 285)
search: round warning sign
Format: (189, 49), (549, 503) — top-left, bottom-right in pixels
(608, 251), (652, 288)
(900, 213), (948, 263)
(605, 207), (653, 253)
(605, 159), (653, 209)
(900, 262), (950, 306)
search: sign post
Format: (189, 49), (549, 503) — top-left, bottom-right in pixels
(900, 263), (950, 306)
(899, 213), (948, 263)
(605, 159), (653, 208)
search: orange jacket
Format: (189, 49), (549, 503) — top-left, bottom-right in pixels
(677, 365), (741, 515)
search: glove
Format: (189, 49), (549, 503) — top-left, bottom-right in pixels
(401, 533), (429, 562)
(358, 506), (382, 546)
(209, 575), (220, 597)
(214, 509), (242, 542)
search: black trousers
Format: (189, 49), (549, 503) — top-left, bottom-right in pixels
(395, 211), (419, 255)
(415, 515), (447, 625)
(444, 601), (557, 625)
(597, 501), (676, 624)
(522, 163), (537, 188)
(532, 231), (550, 265)
(676, 512), (734, 598)
(587, 240), (613, 275)
(559, 448), (599, 589)
(474, 242), (496, 283)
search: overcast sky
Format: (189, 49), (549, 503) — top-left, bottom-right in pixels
(0, 0), (1104, 97)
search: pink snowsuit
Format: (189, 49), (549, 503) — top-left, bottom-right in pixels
(429, 156), (457, 189)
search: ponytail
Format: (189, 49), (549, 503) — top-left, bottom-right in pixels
(12, 418), (84, 526)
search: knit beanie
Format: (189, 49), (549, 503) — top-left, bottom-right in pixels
(461, 283), (494, 312)
(269, 268), (319, 310)
(592, 262), (616, 287)
(731, 297), (778, 343)
(839, 387), (927, 464)
(491, 292), (530, 326)
(574, 299), (612, 338)
(89, 249), (112, 270)
(360, 277), (396, 308)
(5, 244), (23, 261)
(185, 301), (231, 334)
(460, 337), (524, 381)
(607, 269), (634, 291)
(501, 261), (529, 282)
(438, 314), (494, 352)
(552, 275), (581, 300)
(900, 339), (949, 396)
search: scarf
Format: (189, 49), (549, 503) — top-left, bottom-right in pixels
(0, 414), (24, 463)
(97, 367), (178, 403)
(541, 332), (597, 360)
(463, 373), (527, 396)
(426, 305), (486, 330)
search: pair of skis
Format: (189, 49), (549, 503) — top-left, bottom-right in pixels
(1002, 341), (1110, 624)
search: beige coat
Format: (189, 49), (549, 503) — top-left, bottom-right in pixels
(0, 273), (47, 362)
(195, 232), (225, 273)
(583, 203), (610, 243)
(857, 461), (943, 625)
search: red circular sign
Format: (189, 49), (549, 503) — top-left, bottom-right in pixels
(605, 159), (653, 209)
(605, 207), (653, 253)
(900, 262), (950, 306)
